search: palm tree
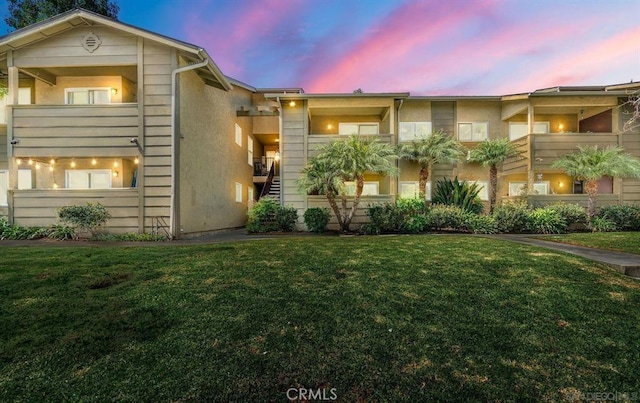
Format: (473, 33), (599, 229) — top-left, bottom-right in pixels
(468, 138), (521, 213)
(397, 130), (464, 199)
(552, 145), (640, 219)
(298, 135), (397, 232)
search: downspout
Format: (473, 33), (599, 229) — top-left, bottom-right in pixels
(170, 56), (210, 238)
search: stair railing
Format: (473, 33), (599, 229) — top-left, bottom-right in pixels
(259, 162), (276, 199)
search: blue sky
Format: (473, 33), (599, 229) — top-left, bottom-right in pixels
(0, 0), (638, 95)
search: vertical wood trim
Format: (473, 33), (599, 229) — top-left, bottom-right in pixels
(302, 100), (308, 212)
(171, 49), (180, 237)
(137, 37), (145, 233)
(527, 105), (535, 193)
(7, 51), (15, 224)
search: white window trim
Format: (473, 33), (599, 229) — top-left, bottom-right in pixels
(338, 122), (380, 135)
(0, 170), (8, 206)
(235, 123), (242, 146)
(247, 136), (254, 166)
(65, 169), (112, 189)
(458, 122), (488, 142)
(64, 87), (112, 105)
(248, 186), (254, 208)
(0, 87), (32, 124)
(399, 181), (432, 200)
(235, 182), (243, 203)
(344, 181), (379, 196)
(472, 180), (489, 201)
(399, 122), (433, 142)
(508, 122), (550, 141)
(508, 181), (550, 196)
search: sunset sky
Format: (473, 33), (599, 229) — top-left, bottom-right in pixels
(1, 0), (638, 95)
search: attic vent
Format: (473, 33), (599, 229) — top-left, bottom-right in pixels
(81, 33), (102, 53)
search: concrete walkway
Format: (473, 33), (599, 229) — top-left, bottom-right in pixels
(484, 234), (640, 279)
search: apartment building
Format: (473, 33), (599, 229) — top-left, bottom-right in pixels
(1, 9), (638, 234)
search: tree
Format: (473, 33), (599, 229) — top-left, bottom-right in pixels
(622, 90), (640, 133)
(297, 135), (397, 232)
(397, 129), (464, 199)
(468, 138), (521, 214)
(6, 0), (119, 30)
(551, 145), (640, 220)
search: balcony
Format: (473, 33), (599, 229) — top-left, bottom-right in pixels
(307, 134), (394, 159)
(531, 132), (620, 170)
(10, 104), (139, 158)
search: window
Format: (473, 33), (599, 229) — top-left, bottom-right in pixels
(508, 182), (550, 196)
(0, 170), (7, 206)
(458, 122), (488, 142)
(65, 88), (111, 105)
(339, 123), (379, 135)
(248, 186), (254, 207)
(508, 122), (550, 141)
(399, 122), (432, 142)
(472, 181), (489, 201)
(65, 170), (112, 189)
(235, 123), (242, 146)
(247, 136), (254, 166)
(399, 181), (431, 200)
(17, 169), (32, 190)
(0, 87), (32, 123)
(235, 182), (242, 203)
(344, 181), (379, 196)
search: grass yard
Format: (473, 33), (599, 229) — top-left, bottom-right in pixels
(539, 232), (640, 255)
(1, 235), (639, 401)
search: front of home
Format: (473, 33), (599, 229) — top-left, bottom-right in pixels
(0, 9), (638, 235)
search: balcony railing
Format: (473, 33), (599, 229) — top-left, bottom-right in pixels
(10, 104), (139, 158)
(307, 134), (393, 158)
(253, 157), (276, 176)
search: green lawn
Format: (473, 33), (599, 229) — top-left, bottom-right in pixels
(539, 232), (640, 255)
(1, 236), (639, 401)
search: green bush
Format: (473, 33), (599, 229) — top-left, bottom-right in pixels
(401, 214), (430, 234)
(527, 208), (566, 234)
(303, 207), (331, 233)
(466, 214), (499, 234)
(598, 204), (640, 231)
(57, 202), (110, 235)
(547, 202), (588, 231)
(48, 225), (77, 240)
(247, 197), (298, 233)
(589, 216), (617, 232)
(427, 204), (467, 231)
(362, 198), (430, 235)
(432, 177), (484, 214)
(492, 200), (531, 233)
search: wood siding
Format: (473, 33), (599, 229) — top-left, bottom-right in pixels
(0, 127), (7, 168)
(12, 189), (139, 232)
(621, 132), (640, 203)
(509, 194), (621, 209)
(281, 102), (306, 221)
(141, 40), (173, 232)
(432, 101), (455, 136)
(11, 104), (139, 157)
(307, 195), (394, 230)
(532, 133), (619, 170)
(13, 26), (138, 68)
(503, 137), (529, 174)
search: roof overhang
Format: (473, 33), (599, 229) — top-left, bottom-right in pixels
(0, 8), (232, 91)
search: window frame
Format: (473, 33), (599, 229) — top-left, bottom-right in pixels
(508, 181), (550, 196)
(64, 87), (112, 105)
(343, 181), (379, 196)
(65, 169), (112, 189)
(458, 122), (488, 142)
(235, 182), (243, 203)
(508, 122), (550, 141)
(235, 123), (242, 146)
(399, 180), (431, 200)
(0, 87), (32, 124)
(247, 136), (254, 166)
(0, 170), (8, 206)
(338, 122), (379, 135)
(399, 122), (433, 142)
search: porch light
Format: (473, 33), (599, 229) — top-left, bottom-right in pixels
(48, 166), (54, 172)
(289, 100), (296, 107)
(113, 161), (119, 168)
(134, 157), (139, 164)
(558, 123), (564, 132)
(274, 151), (280, 162)
(53, 183), (58, 189)
(71, 161), (76, 168)
(50, 159), (55, 165)
(35, 163), (40, 170)
(92, 158), (97, 166)
(111, 88), (118, 95)
(327, 124), (333, 130)
(28, 159), (33, 166)
(113, 171), (119, 177)
(558, 181), (564, 188)
(16, 158), (22, 165)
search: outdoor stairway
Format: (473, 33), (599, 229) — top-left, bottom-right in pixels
(268, 176), (280, 202)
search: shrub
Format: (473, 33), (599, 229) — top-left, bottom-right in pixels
(432, 177), (483, 214)
(598, 204), (640, 231)
(466, 214), (499, 234)
(48, 224), (77, 240)
(546, 202), (588, 231)
(589, 216), (617, 232)
(362, 198), (430, 234)
(303, 208), (331, 233)
(57, 202), (110, 235)
(401, 214), (430, 234)
(247, 197), (298, 233)
(527, 208), (566, 234)
(493, 200), (531, 233)
(428, 204), (467, 231)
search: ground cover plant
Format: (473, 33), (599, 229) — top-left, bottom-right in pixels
(1, 236), (639, 401)
(539, 232), (640, 255)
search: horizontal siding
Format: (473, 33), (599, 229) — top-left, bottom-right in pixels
(622, 179), (640, 203)
(13, 26), (138, 68)
(307, 195), (394, 230)
(11, 104), (139, 157)
(533, 133), (619, 170)
(513, 194), (620, 208)
(0, 128), (7, 166)
(503, 137), (529, 174)
(12, 189), (139, 233)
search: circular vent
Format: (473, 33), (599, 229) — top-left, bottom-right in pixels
(81, 33), (102, 53)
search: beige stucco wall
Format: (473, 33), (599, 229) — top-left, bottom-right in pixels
(400, 99), (432, 122)
(178, 71), (254, 234)
(456, 100), (504, 140)
(35, 76), (126, 104)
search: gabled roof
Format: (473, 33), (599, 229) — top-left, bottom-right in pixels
(0, 8), (232, 91)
